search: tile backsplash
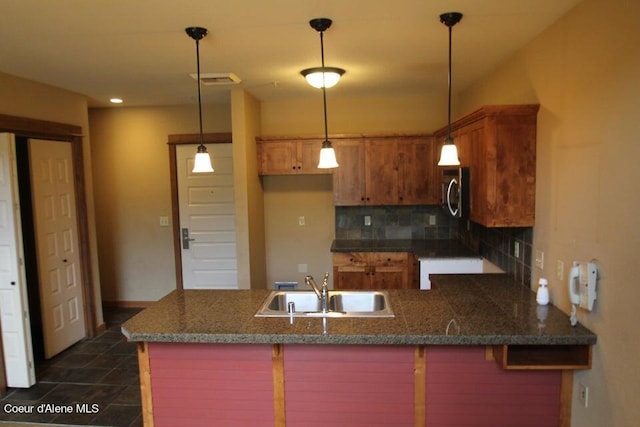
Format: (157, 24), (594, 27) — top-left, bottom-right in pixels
(335, 205), (457, 241)
(335, 205), (533, 287)
(459, 223), (534, 287)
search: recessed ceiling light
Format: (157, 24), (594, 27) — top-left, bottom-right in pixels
(110, 98), (123, 104)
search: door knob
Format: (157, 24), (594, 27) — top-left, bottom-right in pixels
(181, 228), (195, 249)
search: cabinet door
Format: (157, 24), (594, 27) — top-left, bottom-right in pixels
(333, 139), (366, 205)
(465, 122), (485, 225)
(368, 253), (410, 289)
(365, 138), (400, 205)
(332, 252), (368, 289)
(334, 268), (368, 289)
(399, 137), (437, 205)
(260, 141), (296, 174)
(297, 139), (326, 174)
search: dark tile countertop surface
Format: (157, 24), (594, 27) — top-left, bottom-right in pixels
(122, 274), (596, 346)
(331, 239), (481, 259)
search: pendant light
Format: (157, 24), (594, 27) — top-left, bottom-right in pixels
(437, 12), (463, 167)
(306, 18), (339, 169)
(186, 26), (214, 173)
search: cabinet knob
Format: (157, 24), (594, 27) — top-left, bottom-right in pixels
(292, 166), (296, 170)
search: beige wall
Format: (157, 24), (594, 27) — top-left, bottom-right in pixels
(458, 0), (639, 425)
(89, 104), (231, 301)
(0, 71), (104, 327)
(262, 174), (335, 288)
(231, 89), (266, 289)
(261, 93), (447, 136)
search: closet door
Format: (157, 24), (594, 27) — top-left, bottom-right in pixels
(30, 139), (85, 358)
(0, 133), (35, 387)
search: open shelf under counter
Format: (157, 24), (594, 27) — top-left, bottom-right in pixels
(492, 344), (592, 370)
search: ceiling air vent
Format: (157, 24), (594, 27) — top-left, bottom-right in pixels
(190, 72), (241, 85)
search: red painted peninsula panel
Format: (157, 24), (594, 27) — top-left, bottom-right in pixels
(283, 345), (415, 426)
(148, 343), (274, 426)
(426, 346), (562, 427)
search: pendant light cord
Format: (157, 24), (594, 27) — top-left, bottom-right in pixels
(196, 37), (204, 148)
(320, 31), (329, 143)
(447, 23), (453, 143)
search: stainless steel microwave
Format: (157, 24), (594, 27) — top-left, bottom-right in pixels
(441, 167), (469, 218)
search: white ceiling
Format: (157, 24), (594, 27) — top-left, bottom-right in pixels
(0, 0), (582, 108)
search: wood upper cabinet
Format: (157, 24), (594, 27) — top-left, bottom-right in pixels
(435, 105), (539, 227)
(257, 137), (328, 175)
(333, 135), (437, 206)
(399, 137), (439, 205)
(332, 138), (366, 205)
(365, 138), (401, 205)
(332, 252), (414, 289)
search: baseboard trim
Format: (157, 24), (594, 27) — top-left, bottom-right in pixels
(103, 300), (155, 308)
(95, 322), (107, 335)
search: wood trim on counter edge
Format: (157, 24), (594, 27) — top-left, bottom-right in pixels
(137, 343), (154, 427)
(414, 346), (426, 427)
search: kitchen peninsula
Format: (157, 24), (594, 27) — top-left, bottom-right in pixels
(122, 274), (596, 427)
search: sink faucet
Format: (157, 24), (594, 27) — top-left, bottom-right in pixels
(305, 272), (330, 313)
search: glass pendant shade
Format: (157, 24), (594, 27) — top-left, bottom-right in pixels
(318, 141), (339, 168)
(192, 145), (214, 173)
(437, 141), (460, 166)
(301, 67), (345, 88)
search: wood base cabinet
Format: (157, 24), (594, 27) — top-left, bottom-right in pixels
(332, 252), (415, 289)
(435, 105), (539, 227)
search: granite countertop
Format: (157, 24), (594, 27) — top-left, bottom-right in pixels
(122, 274), (597, 346)
(331, 239), (481, 259)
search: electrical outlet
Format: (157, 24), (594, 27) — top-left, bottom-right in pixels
(298, 216), (305, 226)
(535, 250), (545, 269)
(298, 264), (308, 273)
(579, 383), (589, 408)
(428, 215), (436, 225)
(159, 216), (169, 227)
(514, 242), (520, 258)
(364, 215), (371, 226)
(557, 260), (564, 281)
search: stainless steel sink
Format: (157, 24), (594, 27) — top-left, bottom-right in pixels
(255, 290), (394, 318)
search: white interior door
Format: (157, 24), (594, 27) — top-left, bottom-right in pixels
(0, 133), (35, 387)
(177, 144), (238, 289)
(29, 138), (85, 358)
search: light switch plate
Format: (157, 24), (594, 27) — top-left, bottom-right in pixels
(535, 250), (544, 269)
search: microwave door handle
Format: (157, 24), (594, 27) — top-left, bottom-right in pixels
(447, 178), (459, 216)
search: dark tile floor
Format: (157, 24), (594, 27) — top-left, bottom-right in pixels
(0, 307), (143, 426)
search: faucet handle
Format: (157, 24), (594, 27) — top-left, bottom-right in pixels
(322, 272), (330, 288)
